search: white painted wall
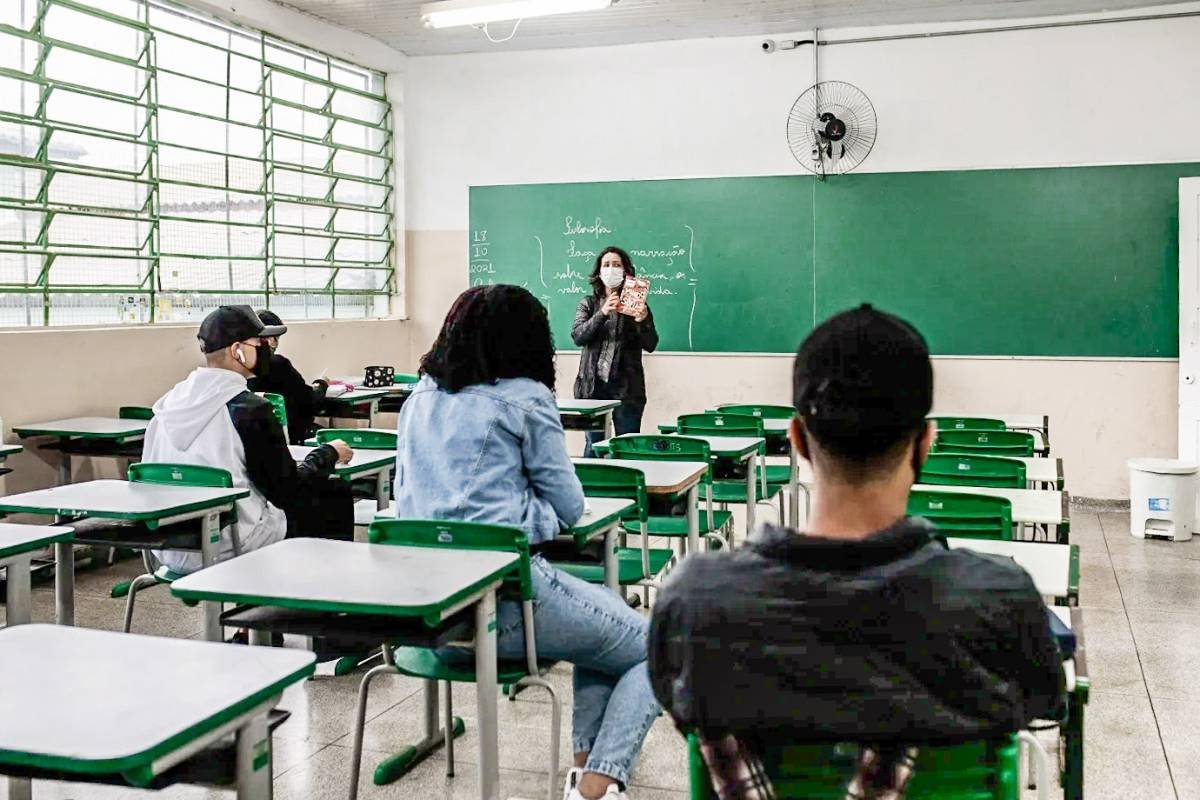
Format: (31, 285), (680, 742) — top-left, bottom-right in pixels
(401, 7), (1200, 499)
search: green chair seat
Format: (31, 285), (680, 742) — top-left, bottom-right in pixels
(625, 510), (734, 537)
(710, 480), (784, 505)
(556, 547), (674, 585)
(390, 645), (548, 685)
(756, 464), (793, 485)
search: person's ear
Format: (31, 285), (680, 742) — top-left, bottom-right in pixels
(789, 416), (812, 463)
(919, 420), (935, 462)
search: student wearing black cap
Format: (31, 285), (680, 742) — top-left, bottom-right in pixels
(648, 305), (1065, 799)
(142, 305), (354, 576)
(247, 309), (329, 445)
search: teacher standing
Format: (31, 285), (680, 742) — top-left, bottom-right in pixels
(572, 246), (659, 457)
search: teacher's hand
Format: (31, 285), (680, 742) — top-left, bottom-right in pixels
(633, 306), (648, 323)
(601, 292), (620, 316)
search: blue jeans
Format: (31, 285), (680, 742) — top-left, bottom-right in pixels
(495, 555), (660, 786)
(583, 401), (645, 457)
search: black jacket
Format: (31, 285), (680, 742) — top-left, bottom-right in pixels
(227, 391), (351, 539)
(648, 519), (1065, 744)
(571, 295), (659, 405)
(248, 353), (327, 445)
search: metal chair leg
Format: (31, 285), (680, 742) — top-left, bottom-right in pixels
(121, 574), (159, 633)
(515, 674), (562, 800)
(444, 680), (455, 777)
(347, 664), (395, 800)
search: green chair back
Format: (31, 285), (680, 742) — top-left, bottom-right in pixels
(716, 404), (793, 420)
(930, 417), (1007, 432)
(678, 412), (765, 438)
(608, 435), (714, 487)
(118, 406), (154, 421)
(920, 454), (1027, 489)
(258, 392), (288, 428)
(368, 519), (530, 600)
(128, 462), (233, 488)
(316, 428), (398, 450)
(933, 429), (1035, 458)
(687, 734), (1020, 800)
(907, 489), (1012, 540)
(574, 462), (649, 525)
(393, 372), (420, 385)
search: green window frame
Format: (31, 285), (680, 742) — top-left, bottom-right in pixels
(0, 0), (394, 327)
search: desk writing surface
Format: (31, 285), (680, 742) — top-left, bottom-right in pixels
(13, 418), (149, 439)
(946, 537), (1072, 598)
(289, 445), (393, 478)
(324, 389), (389, 405)
(569, 497), (634, 539)
(0, 625), (313, 773)
(0, 523), (74, 560)
(573, 458), (708, 495)
(912, 483), (1065, 525)
(557, 399), (622, 415)
(0, 480), (247, 520)
(172, 538), (518, 619)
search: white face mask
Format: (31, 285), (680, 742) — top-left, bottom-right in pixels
(600, 266), (626, 289)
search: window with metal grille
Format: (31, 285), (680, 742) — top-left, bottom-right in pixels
(0, 0), (394, 327)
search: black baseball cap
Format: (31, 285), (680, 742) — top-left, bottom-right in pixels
(793, 304), (932, 460)
(255, 309), (287, 333)
(198, 305), (287, 353)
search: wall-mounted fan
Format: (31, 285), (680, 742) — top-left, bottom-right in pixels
(787, 81), (877, 177)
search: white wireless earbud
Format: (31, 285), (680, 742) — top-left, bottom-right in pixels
(236, 346), (247, 365)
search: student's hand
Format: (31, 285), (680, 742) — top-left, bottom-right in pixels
(601, 292), (620, 316)
(327, 439), (354, 464)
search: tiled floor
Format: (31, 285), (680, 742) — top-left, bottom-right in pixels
(3, 509), (1199, 799)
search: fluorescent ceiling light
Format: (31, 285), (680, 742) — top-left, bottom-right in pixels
(421, 0), (614, 29)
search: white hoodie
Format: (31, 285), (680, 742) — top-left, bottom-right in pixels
(144, 367), (287, 574)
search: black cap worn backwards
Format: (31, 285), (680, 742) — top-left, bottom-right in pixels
(255, 309), (287, 333)
(792, 304), (933, 461)
(197, 305), (287, 354)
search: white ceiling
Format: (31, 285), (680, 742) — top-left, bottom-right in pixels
(272, 0), (1190, 56)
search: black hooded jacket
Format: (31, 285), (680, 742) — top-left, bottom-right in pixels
(648, 518), (1065, 744)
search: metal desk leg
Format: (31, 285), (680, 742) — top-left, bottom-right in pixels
(788, 448), (799, 528)
(4, 555), (32, 626)
(58, 448), (71, 485)
(687, 484), (700, 555)
(745, 454), (756, 539)
(235, 711), (273, 800)
(474, 589), (500, 800)
(603, 410), (614, 441)
(375, 470), (389, 510)
(54, 541), (74, 626)
(603, 523), (619, 593)
(5, 777), (32, 800)
(200, 510), (223, 642)
(367, 400), (379, 427)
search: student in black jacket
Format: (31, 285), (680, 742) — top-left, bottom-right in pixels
(247, 309), (329, 445)
(648, 304), (1065, 799)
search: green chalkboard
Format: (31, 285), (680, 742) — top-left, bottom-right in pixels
(469, 162), (1196, 356)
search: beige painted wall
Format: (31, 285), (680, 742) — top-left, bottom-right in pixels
(407, 228), (1175, 500)
(0, 318), (410, 496)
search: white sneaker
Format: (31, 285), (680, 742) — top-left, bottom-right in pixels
(562, 767), (584, 800)
(566, 783), (628, 800)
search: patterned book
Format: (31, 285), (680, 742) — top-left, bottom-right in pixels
(617, 276), (650, 317)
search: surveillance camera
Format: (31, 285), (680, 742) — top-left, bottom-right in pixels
(761, 39), (776, 53)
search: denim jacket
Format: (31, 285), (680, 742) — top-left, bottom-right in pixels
(393, 375), (586, 544)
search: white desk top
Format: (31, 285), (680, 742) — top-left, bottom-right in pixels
(324, 388), (389, 405)
(0, 444), (21, 457)
(0, 624), (314, 771)
(947, 538), (1073, 598)
(13, 417), (149, 438)
(0, 480), (248, 521)
(557, 399), (622, 415)
(332, 376), (415, 394)
(566, 497), (634, 539)
(0, 523), (74, 560)
(573, 457), (708, 495)
(1018, 457), (1061, 484)
(172, 538), (518, 620)
(289, 445), (393, 478)
(912, 483), (1066, 526)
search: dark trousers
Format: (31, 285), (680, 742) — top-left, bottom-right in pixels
(285, 478), (354, 540)
(583, 380), (645, 457)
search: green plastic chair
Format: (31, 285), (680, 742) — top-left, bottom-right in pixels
(607, 435), (732, 552)
(686, 731), (1051, 800)
(257, 392), (288, 429)
(716, 403), (796, 472)
(554, 463), (674, 594)
(933, 430), (1035, 458)
(908, 489), (1013, 540)
(113, 463), (237, 633)
(346, 520), (561, 800)
(677, 413), (786, 526)
(118, 406), (154, 420)
(393, 372), (420, 385)
(930, 416), (1007, 432)
(920, 454), (1027, 489)
(316, 428), (398, 450)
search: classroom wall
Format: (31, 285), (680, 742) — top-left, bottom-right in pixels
(402, 6), (1200, 499)
(0, 319), (410, 496)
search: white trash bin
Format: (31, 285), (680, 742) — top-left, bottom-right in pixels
(1128, 458), (1197, 541)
